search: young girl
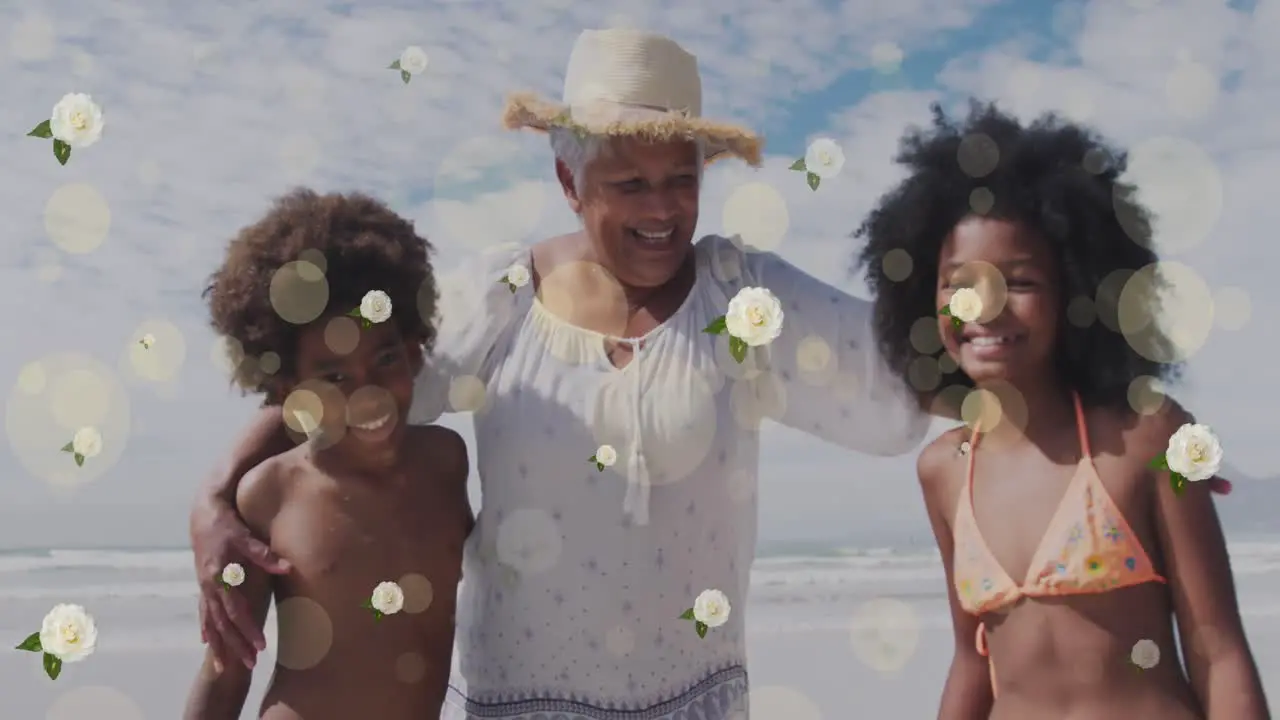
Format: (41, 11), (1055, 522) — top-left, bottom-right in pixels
(856, 102), (1270, 719)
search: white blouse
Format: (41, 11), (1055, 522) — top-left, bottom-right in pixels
(410, 234), (928, 720)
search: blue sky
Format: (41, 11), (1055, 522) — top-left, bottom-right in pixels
(1, 0), (1277, 551)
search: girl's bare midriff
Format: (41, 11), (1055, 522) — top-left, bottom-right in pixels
(985, 585), (1201, 720)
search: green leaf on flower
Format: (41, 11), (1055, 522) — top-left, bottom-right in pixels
(400, 69), (411, 84)
(789, 158), (806, 171)
(695, 621), (708, 638)
(1147, 453), (1169, 471)
(679, 608), (695, 620)
(53, 140), (71, 166)
(729, 336), (748, 364)
(939, 306), (953, 317)
(588, 454), (597, 463)
(28, 120), (53, 139)
(361, 598), (372, 609)
(388, 60), (401, 70)
(806, 172), (820, 191)
(61, 442), (73, 453)
(507, 282), (517, 293)
(373, 611), (383, 621)
(596, 462), (605, 471)
(950, 316), (962, 330)
(16, 632), (42, 652)
(1170, 472), (1187, 496)
(74, 454), (84, 467)
(43, 652), (61, 680)
(702, 316), (727, 335)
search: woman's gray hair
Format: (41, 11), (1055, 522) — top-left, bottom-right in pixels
(549, 127), (706, 195)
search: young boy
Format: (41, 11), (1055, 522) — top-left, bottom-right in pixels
(183, 189), (473, 720)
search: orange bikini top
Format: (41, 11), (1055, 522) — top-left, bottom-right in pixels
(951, 391), (1166, 616)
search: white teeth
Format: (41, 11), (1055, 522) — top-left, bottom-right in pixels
(969, 336), (1015, 347)
(634, 229), (673, 245)
(351, 413), (391, 431)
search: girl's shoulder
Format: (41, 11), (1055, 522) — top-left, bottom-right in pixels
(916, 426), (972, 510)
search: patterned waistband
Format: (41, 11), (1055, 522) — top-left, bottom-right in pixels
(442, 665), (749, 720)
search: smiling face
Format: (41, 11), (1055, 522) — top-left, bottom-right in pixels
(937, 216), (1061, 386)
(558, 136), (701, 289)
(285, 314), (422, 456)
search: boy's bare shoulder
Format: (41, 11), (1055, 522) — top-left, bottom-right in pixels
(404, 425), (468, 479)
(236, 447), (307, 532)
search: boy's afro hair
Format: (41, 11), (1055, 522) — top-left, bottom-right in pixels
(854, 100), (1180, 409)
(204, 188), (437, 401)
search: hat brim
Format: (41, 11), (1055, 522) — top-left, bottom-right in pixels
(501, 92), (763, 168)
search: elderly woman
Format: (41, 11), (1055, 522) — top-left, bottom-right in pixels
(190, 29), (930, 718)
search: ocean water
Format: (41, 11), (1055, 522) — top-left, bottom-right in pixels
(3, 540), (1280, 717)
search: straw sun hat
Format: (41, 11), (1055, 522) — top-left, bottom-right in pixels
(501, 28), (763, 167)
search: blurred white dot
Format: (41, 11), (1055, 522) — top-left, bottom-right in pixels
(870, 41), (904, 73)
(496, 508), (563, 576)
(274, 596), (334, 670)
(46, 685), (144, 720)
(722, 182), (789, 252)
(125, 319), (187, 384)
(1165, 55), (1219, 119)
(448, 375), (487, 412)
(851, 597), (921, 673)
(191, 42), (217, 64)
(70, 48), (95, 77)
(1007, 64), (1043, 104)
(957, 134), (999, 178)
(16, 362), (48, 395)
(136, 159), (161, 187)
(1119, 137), (1222, 254)
(9, 13), (56, 61)
(45, 183), (112, 255)
(1212, 286), (1250, 331)
(746, 686), (820, 720)
(37, 263), (63, 283)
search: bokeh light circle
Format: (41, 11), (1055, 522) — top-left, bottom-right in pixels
(274, 596), (334, 670)
(46, 685), (144, 720)
(957, 134), (1000, 178)
(1116, 261), (1214, 363)
(496, 508), (564, 576)
(850, 597), (922, 673)
(45, 183), (111, 254)
(1118, 137), (1222, 254)
(721, 182), (789, 251)
(124, 319), (187, 384)
(882, 248), (913, 281)
(270, 260), (330, 325)
(1127, 375), (1169, 416)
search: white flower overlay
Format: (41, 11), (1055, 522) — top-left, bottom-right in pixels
(139, 333), (156, 350)
(803, 138), (846, 180)
(502, 263), (531, 292)
(725, 286), (785, 347)
(367, 581), (405, 618)
(358, 290), (393, 324)
(399, 46), (429, 75)
(1130, 638), (1160, 669)
(50, 93), (105, 149)
(1165, 423), (1223, 483)
(681, 589), (731, 638)
(958, 441), (971, 457)
(71, 427), (103, 459)
(221, 563), (245, 588)
(590, 444), (617, 471)
(948, 287), (984, 324)
(16, 603), (99, 679)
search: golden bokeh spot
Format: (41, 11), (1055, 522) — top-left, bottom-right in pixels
(125, 319), (186, 383)
(969, 187), (994, 215)
(394, 651), (427, 684)
(850, 597), (921, 673)
(282, 388), (324, 435)
(259, 351), (282, 375)
(45, 183), (111, 255)
(1082, 147), (1113, 175)
(721, 181), (789, 251)
(907, 355), (941, 392)
(46, 685), (144, 720)
(1094, 268), (1134, 333)
(448, 375), (488, 413)
(1127, 375), (1168, 416)
(496, 508), (563, 576)
(9, 13), (56, 61)
(795, 335), (833, 380)
(961, 387), (1007, 433)
(605, 624), (636, 656)
(830, 371), (862, 406)
(937, 352), (959, 374)
(274, 596), (334, 670)
(210, 335), (248, 381)
(930, 384), (969, 417)
(1117, 262), (1213, 363)
(729, 376), (777, 430)
(1165, 54), (1219, 119)
(909, 316), (943, 355)
(1118, 137), (1222, 254)
(746, 686), (821, 720)
(5, 353), (131, 490)
(957, 133), (1000, 178)
(870, 41), (905, 74)
(16, 361), (47, 395)
(1066, 295), (1096, 328)
(537, 261), (629, 365)
(1212, 286), (1250, 331)
(398, 572), (435, 614)
(323, 315), (361, 356)
(37, 262), (64, 283)
(881, 248), (913, 281)
(594, 370), (720, 486)
(270, 260), (330, 325)
(945, 260), (1008, 324)
(297, 248), (328, 274)
(346, 384), (398, 429)
(726, 467), (755, 504)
